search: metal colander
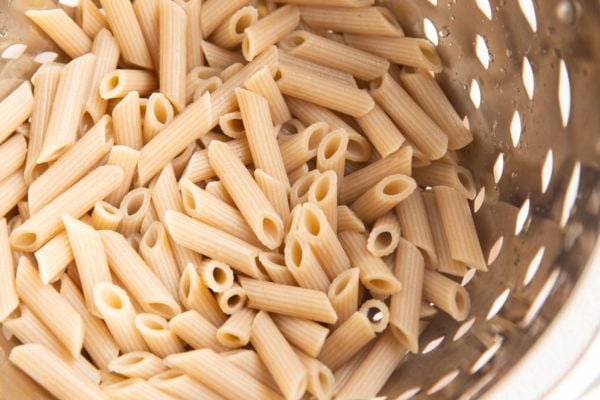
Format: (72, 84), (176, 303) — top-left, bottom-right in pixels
(0, 0), (598, 399)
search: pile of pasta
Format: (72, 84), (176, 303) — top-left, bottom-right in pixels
(0, 0), (488, 399)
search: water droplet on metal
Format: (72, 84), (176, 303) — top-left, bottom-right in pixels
(506, 49), (513, 58)
(439, 26), (451, 38)
(450, 15), (456, 21)
(556, 0), (577, 24)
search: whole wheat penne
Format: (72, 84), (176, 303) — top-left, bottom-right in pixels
(216, 307), (257, 348)
(100, 70), (157, 99)
(337, 330), (410, 398)
(276, 0), (374, 5)
(254, 169), (291, 222)
(105, 146), (141, 206)
(135, 314), (185, 357)
(307, 170), (337, 231)
(0, 170), (27, 218)
(219, 111), (246, 138)
(25, 65), (61, 183)
(358, 298), (389, 333)
(85, 29), (120, 122)
(423, 269), (471, 321)
(100, 0), (154, 69)
(198, 260), (233, 293)
(200, 130), (232, 146)
(77, 0), (108, 38)
(100, 230), (181, 318)
(108, 351), (166, 379)
(413, 162), (477, 200)
(144, 92), (175, 142)
(289, 172), (316, 211)
(176, 0), (203, 71)
(243, 5), (299, 61)
(394, 187), (438, 267)
(219, 62), (246, 81)
(91, 202), (122, 234)
(327, 267), (360, 329)
(340, 146), (412, 204)
(37, 54), (95, 163)
(319, 311), (375, 371)
(244, 66), (291, 125)
(93, 282), (149, 352)
(200, 0), (251, 37)
(126, 233), (142, 252)
(149, 369), (224, 400)
(9, 344), (108, 400)
(201, 40), (245, 69)
(10, 166), (123, 252)
(15, 257), (84, 356)
(350, 174), (415, 224)
(0, 218), (18, 321)
(210, 6), (258, 48)
(399, 69), (472, 150)
(280, 30), (389, 80)
(223, 349), (279, 392)
(118, 187), (151, 236)
(433, 186), (487, 271)
(288, 163), (309, 185)
(336, 205), (365, 233)
(316, 129), (347, 193)
(339, 230), (401, 296)
(29, 115), (112, 214)
(299, 6), (402, 36)
(104, 377), (174, 400)
(279, 118), (305, 136)
(62, 215), (112, 317)
(271, 314), (329, 358)
(285, 97), (371, 162)
(178, 264), (226, 326)
(370, 72), (447, 160)
(284, 234), (330, 292)
(0, 133), (26, 183)
(216, 283), (247, 314)
(136, 92), (212, 186)
(280, 122), (329, 173)
(208, 140), (284, 249)
(240, 277), (337, 323)
(111, 91), (144, 150)
(60, 276), (120, 371)
(169, 310), (226, 351)
(258, 252), (297, 285)
(25, 8), (91, 58)
(278, 50), (356, 87)
(159, 0), (186, 111)
(34, 229), (73, 284)
(165, 349), (283, 400)
(367, 212), (401, 257)
(133, 0), (160, 70)
(276, 60), (373, 117)
(422, 191), (468, 276)
(356, 102), (406, 158)
(139, 222), (181, 300)
(293, 348), (334, 400)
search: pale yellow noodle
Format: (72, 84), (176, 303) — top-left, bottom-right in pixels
(316, 129), (347, 194)
(103, 377), (173, 400)
(149, 369), (224, 400)
(105, 146), (140, 206)
(358, 298), (389, 333)
(200, 0), (252, 37)
(327, 267), (360, 328)
(159, 0), (186, 111)
(356, 102), (406, 158)
(244, 66), (291, 125)
(350, 174), (416, 224)
(111, 91), (144, 150)
(168, 310), (226, 351)
(25, 9), (92, 58)
(77, 0), (108, 38)
(85, 29), (120, 122)
(336, 205), (365, 233)
(367, 211), (401, 257)
(284, 234), (330, 292)
(100, 70), (157, 99)
(254, 169), (291, 222)
(0, 133), (26, 183)
(201, 40), (245, 69)
(144, 92), (175, 142)
(210, 6), (259, 49)
(108, 351), (167, 379)
(413, 161), (477, 200)
(133, 0), (160, 70)
(423, 269), (471, 321)
(271, 313), (329, 358)
(178, 264), (226, 326)
(257, 252), (297, 285)
(216, 283), (247, 315)
(216, 307), (257, 348)
(134, 314), (185, 357)
(280, 122), (329, 173)
(299, 5), (402, 36)
(181, 0), (204, 71)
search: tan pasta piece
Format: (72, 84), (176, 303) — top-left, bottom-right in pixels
(199, 259), (234, 293)
(169, 310), (225, 352)
(284, 234), (330, 292)
(133, 0), (160, 70)
(278, 50), (357, 87)
(318, 311), (375, 371)
(103, 378), (174, 400)
(423, 269), (471, 321)
(210, 6), (258, 48)
(108, 351), (167, 380)
(243, 4), (300, 61)
(165, 349), (284, 400)
(258, 252), (297, 285)
(216, 283), (247, 315)
(0, 82), (33, 146)
(178, 264), (226, 326)
(358, 298), (389, 333)
(332, 344), (371, 395)
(307, 171), (338, 231)
(338, 230), (401, 297)
(350, 174), (416, 224)
(144, 93), (175, 143)
(294, 348), (335, 400)
(327, 267), (360, 328)
(280, 30), (389, 80)
(0, 133), (26, 183)
(433, 186), (487, 271)
(271, 314), (329, 358)
(223, 350), (280, 392)
(149, 369), (224, 400)
(288, 164), (309, 186)
(356, 102), (406, 158)
(367, 212), (401, 257)
(336, 205), (365, 233)
(200, 0), (251, 37)
(254, 169), (291, 222)
(0, 218), (18, 321)
(85, 29), (120, 122)
(201, 40), (245, 69)
(119, 187), (151, 236)
(159, 0), (186, 112)
(280, 122), (329, 173)
(38, 54), (95, 163)
(316, 130), (348, 194)
(111, 91), (143, 150)
(0, 170), (27, 219)
(217, 307), (257, 348)
(100, 0), (154, 69)
(413, 162), (477, 200)
(25, 8), (91, 58)
(299, 5), (402, 36)
(105, 146), (141, 206)
(219, 111), (246, 138)
(244, 66), (291, 125)
(180, 0), (204, 71)
(240, 277), (337, 324)
(251, 311), (308, 400)
(34, 226), (76, 285)
(135, 314), (185, 357)
(395, 188), (438, 267)
(290, 169), (321, 208)
(16, 257), (84, 357)
(370, 72), (447, 160)
(100, 70), (157, 99)
(77, 0), (109, 38)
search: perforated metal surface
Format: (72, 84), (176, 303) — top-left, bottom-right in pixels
(0, 0), (598, 399)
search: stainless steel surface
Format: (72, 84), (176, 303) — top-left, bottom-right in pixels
(0, 0), (599, 399)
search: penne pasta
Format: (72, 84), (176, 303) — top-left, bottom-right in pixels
(100, 230), (181, 318)
(327, 267), (360, 329)
(350, 174), (415, 224)
(29, 115), (112, 215)
(275, 0), (374, 5)
(201, 40), (245, 69)
(258, 252), (297, 285)
(105, 146), (141, 206)
(159, 0), (187, 112)
(108, 351), (167, 379)
(178, 264), (226, 326)
(208, 140), (284, 249)
(15, 257), (84, 356)
(307, 170), (337, 231)
(111, 91), (145, 150)
(38, 54), (95, 163)
(200, 0), (252, 37)
(119, 187), (151, 236)
(433, 186), (487, 271)
(133, 0), (160, 70)
(0, 170), (27, 218)
(0, 218), (18, 321)
(423, 269), (471, 321)
(199, 259), (235, 293)
(9, 344), (108, 400)
(103, 377), (174, 400)
(25, 8), (91, 58)
(299, 6), (403, 36)
(243, 5), (300, 61)
(412, 162), (477, 200)
(135, 314), (185, 357)
(395, 187), (438, 267)
(77, 0), (109, 38)
(244, 66), (291, 125)
(210, 6), (259, 49)
(240, 277), (337, 323)
(149, 369), (225, 400)
(356, 102), (406, 158)
(280, 122), (329, 173)
(316, 129), (347, 194)
(219, 111), (246, 139)
(0, 133), (26, 183)
(143, 93), (175, 142)
(180, 0), (204, 71)
(280, 30), (389, 80)
(358, 298), (389, 333)
(336, 205), (365, 233)
(86, 29), (120, 122)
(216, 307), (257, 348)
(169, 310), (225, 351)
(139, 222), (181, 300)
(338, 230), (401, 296)
(100, 70), (157, 99)
(60, 276), (120, 371)
(271, 314), (329, 358)
(219, 62), (245, 81)
(100, 0), (154, 69)
(216, 283), (247, 315)
(288, 163), (309, 186)
(223, 350), (279, 392)
(294, 349), (334, 400)
(254, 169), (291, 222)
(91, 201), (123, 232)
(284, 234), (330, 292)
(278, 50), (356, 87)
(367, 212), (401, 257)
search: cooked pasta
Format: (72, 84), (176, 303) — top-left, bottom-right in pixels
(119, 188), (151, 236)
(307, 171), (338, 231)
(271, 313), (329, 358)
(159, 0), (186, 112)
(168, 310), (226, 352)
(278, 50), (356, 87)
(100, 70), (157, 99)
(358, 298), (389, 333)
(135, 314), (185, 357)
(216, 307), (257, 348)
(243, 5), (300, 61)
(367, 212), (401, 257)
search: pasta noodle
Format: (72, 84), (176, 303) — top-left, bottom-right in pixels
(105, 146), (141, 206)
(100, 70), (157, 99)
(367, 212), (401, 257)
(327, 267), (360, 328)
(111, 91), (144, 150)
(219, 111), (246, 139)
(201, 0), (252, 37)
(216, 307), (257, 348)
(139, 222), (181, 300)
(358, 298), (389, 333)
(275, 0), (374, 5)
(201, 40), (245, 69)
(257, 252), (297, 285)
(77, 0), (108, 38)
(423, 269), (471, 321)
(86, 29), (120, 122)
(108, 351), (167, 379)
(412, 162), (477, 200)
(149, 369), (224, 400)
(91, 201), (123, 231)
(243, 5), (300, 61)
(0, 133), (26, 183)
(0, 218), (18, 321)
(134, 314), (185, 357)
(336, 205), (365, 233)
(278, 50), (356, 87)
(254, 169), (291, 222)
(180, 0), (204, 71)
(178, 264), (226, 326)
(280, 122), (329, 173)
(168, 310), (226, 352)
(210, 6), (259, 49)
(284, 234), (330, 292)
(307, 171), (337, 231)
(0, 170), (27, 219)
(199, 259), (235, 293)
(133, 0), (160, 70)
(244, 66), (291, 125)
(119, 187), (151, 236)
(143, 93), (175, 143)
(223, 350), (279, 392)
(288, 163), (309, 186)
(356, 103), (406, 158)
(350, 174), (416, 224)
(103, 378), (174, 400)
(294, 348), (335, 400)
(219, 62), (245, 81)
(316, 129), (347, 194)
(271, 314), (329, 358)
(299, 5), (403, 36)
(216, 283), (247, 315)
(159, 0), (186, 112)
